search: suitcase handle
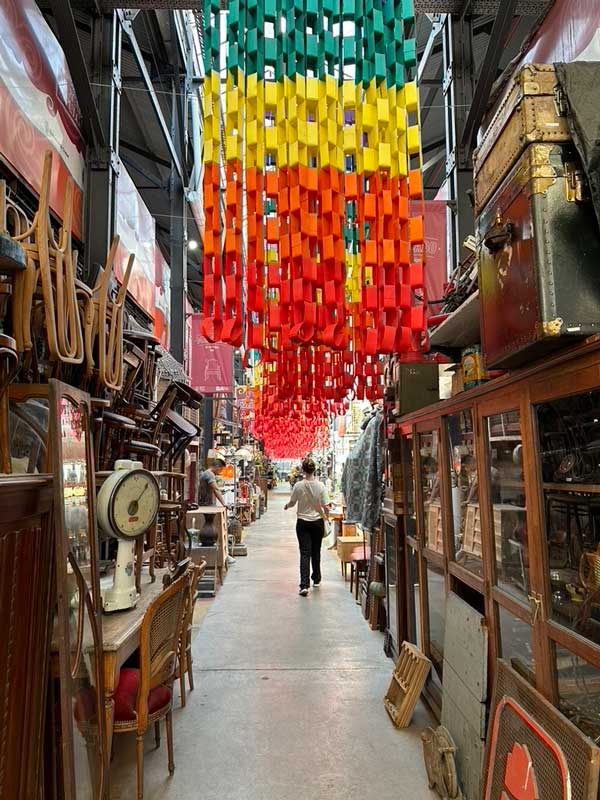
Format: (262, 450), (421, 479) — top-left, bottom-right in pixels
(484, 213), (514, 253)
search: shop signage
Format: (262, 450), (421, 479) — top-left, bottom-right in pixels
(0, 0), (84, 236)
(522, 0), (600, 64)
(190, 316), (234, 395)
(115, 163), (170, 346)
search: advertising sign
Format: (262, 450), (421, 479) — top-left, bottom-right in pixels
(115, 163), (171, 347)
(523, 0), (600, 64)
(0, 0), (84, 235)
(190, 315), (234, 394)
(412, 199), (447, 316)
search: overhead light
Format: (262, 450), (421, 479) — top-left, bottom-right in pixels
(188, 239), (198, 251)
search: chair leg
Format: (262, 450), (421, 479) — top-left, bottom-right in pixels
(166, 710), (175, 776)
(179, 658), (186, 708)
(154, 721), (160, 749)
(187, 647), (194, 692)
(349, 563), (354, 594)
(136, 734), (145, 800)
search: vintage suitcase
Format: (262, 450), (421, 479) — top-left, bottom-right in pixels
(478, 142), (600, 370)
(473, 64), (571, 214)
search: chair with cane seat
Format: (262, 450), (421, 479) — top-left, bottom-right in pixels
(111, 572), (190, 800)
(178, 561), (206, 707)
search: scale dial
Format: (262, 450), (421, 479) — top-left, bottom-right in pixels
(98, 468), (160, 539)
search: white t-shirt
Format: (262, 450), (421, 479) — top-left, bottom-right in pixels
(289, 478), (331, 522)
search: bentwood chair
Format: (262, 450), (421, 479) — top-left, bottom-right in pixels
(111, 572), (190, 800)
(178, 562), (206, 707)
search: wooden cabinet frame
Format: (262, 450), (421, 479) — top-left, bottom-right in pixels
(392, 339), (600, 727)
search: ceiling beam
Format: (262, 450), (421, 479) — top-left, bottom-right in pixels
(118, 11), (183, 180)
(47, 0), (105, 151)
(460, 0), (519, 151)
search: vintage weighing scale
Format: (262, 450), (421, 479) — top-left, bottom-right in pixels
(97, 459), (160, 612)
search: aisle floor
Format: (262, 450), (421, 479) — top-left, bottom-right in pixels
(111, 489), (436, 800)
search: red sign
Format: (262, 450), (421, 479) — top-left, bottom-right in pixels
(190, 315), (234, 394)
(412, 199), (447, 316)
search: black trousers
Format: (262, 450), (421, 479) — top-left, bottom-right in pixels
(296, 518), (324, 589)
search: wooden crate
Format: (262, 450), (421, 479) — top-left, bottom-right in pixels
(425, 502), (444, 554)
(384, 641), (431, 728)
(463, 503), (483, 558)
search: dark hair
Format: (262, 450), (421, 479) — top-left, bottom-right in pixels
(302, 458), (316, 475)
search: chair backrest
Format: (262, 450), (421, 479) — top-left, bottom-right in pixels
(137, 572), (189, 728)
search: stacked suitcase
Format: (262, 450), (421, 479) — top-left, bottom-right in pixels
(474, 64), (600, 370)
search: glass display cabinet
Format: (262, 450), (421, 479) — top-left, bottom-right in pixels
(391, 339), (600, 744)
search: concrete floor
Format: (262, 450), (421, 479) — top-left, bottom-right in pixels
(110, 488), (436, 800)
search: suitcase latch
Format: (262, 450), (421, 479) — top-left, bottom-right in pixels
(564, 161), (590, 203)
(554, 85), (569, 117)
(484, 211), (513, 253)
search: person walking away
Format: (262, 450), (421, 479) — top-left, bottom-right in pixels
(284, 458), (331, 596)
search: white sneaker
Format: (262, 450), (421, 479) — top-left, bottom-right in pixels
(226, 555), (236, 565)
(299, 588), (309, 596)
(313, 581), (321, 587)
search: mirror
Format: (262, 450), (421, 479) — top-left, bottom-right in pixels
(50, 380), (106, 800)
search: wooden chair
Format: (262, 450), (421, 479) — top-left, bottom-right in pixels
(81, 235), (135, 392)
(111, 572), (190, 800)
(178, 562), (206, 707)
(11, 151), (84, 367)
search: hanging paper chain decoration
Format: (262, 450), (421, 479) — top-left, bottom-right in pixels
(200, 0), (426, 455)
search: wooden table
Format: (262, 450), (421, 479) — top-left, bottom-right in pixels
(336, 534), (366, 580)
(101, 569), (167, 756)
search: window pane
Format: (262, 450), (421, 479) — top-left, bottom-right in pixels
(426, 561), (446, 674)
(419, 431), (443, 554)
(555, 645), (600, 743)
(404, 435), (417, 540)
(407, 544), (419, 646)
(537, 392), (600, 648)
(447, 409), (483, 577)
(486, 411), (529, 600)
(498, 605), (535, 678)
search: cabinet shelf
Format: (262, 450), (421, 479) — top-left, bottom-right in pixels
(544, 482), (600, 495)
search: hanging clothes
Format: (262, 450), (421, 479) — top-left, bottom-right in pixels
(341, 408), (384, 531)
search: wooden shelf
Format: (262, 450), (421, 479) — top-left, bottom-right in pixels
(544, 483), (600, 495)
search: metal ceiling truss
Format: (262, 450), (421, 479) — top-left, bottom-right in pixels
(414, 0), (547, 12)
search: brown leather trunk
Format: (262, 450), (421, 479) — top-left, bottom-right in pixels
(473, 64), (571, 215)
(478, 143), (600, 370)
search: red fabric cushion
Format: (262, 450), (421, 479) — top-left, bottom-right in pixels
(113, 668), (172, 722)
(349, 546), (370, 563)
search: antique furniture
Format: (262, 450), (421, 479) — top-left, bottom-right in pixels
(178, 562), (206, 707)
(0, 476), (54, 799)
(100, 569), (168, 758)
(188, 505), (228, 596)
(483, 661), (600, 800)
(11, 152), (84, 370)
(473, 64), (571, 215)
(391, 337), (600, 748)
(336, 534), (366, 580)
(49, 380), (107, 799)
(478, 142), (600, 369)
(112, 571), (190, 800)
(384, 641), (431, 728)
(349, 540), (370, 601)
(81, 235), (135, 392)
